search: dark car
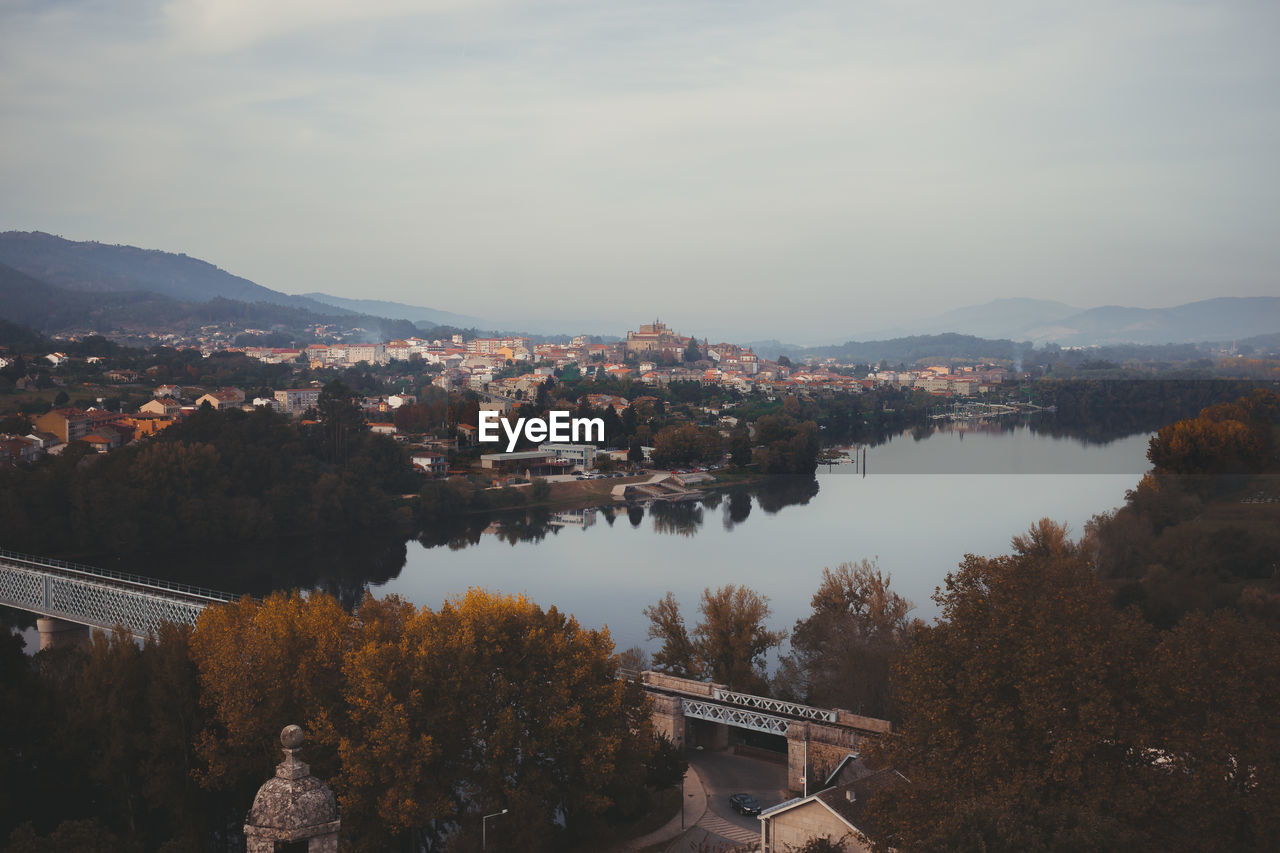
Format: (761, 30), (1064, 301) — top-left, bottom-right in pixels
(729, 793), (762, 816)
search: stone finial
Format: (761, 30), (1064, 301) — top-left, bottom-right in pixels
(282, 724), (305, 750)
(245, 724), (341, 851)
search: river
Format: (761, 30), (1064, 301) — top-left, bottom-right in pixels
(372, 422), (1154, 656)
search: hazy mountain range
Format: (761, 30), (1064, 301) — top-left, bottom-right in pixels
(0, 232), (478, 338)
(0, 233), (449, 340)
(0, 231), (339, 314)
(861, 296), (1280, 347)
(1, 232), (1276, 351)
(299, 292), (481, 329)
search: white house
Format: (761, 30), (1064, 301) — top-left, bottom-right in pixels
(410, 451), (448, 476)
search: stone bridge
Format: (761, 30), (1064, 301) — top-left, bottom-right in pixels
(639, 671), (891, 794)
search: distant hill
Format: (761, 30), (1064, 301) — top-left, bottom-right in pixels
(0, 259), (421, 342)
(741, 339), (804, 361)
(0, 231), (345, 315)
(802, 333), (1032, 366)
(1237, 332), (1280, 357)
(1038, 298), (1280, 346)
(863, 298), (1081, 341)
(872, 296), (1280, 346)
(301, 292), (481, 329)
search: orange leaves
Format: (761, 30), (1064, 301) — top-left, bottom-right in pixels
(1147, 391), (1277, 477)
(190, 591), (351, 789)
(191, 586), (650, 848)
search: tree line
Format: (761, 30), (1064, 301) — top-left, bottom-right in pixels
(0, 589), (683, 852)
(1086, 388), (1280, 625)
(871, 519), (1280, 851)
(0, 386), (415, 562)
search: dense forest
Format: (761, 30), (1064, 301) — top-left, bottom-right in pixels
(866, 391), (1280, 851)
(1085, 389), (1280, 626)
(872, 518), (1280, 851)
(0, 590), (684, 852)
(0, 387), (414, 564)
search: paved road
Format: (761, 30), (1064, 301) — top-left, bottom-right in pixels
(678, 748), (789, 848)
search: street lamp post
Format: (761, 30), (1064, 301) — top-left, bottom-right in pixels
(482, 808), (508, 850)
(681, 771), (687, 829)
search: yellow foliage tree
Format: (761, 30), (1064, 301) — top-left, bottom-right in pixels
(191, 589), (657, 851)
(189, 591), (351, 793)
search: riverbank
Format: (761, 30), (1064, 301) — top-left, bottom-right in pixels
(439, 468), (767, 517)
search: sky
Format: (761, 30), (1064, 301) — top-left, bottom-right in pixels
(2, 0), (1278, 343)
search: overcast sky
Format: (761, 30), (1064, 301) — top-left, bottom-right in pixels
(2, 0), (1277, 343)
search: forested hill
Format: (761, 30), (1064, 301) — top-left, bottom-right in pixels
(0, 231), (340, 312)
(781, 333), (1031, 365)
(0, 259), (422, 341)
(0, 231), (473, 333)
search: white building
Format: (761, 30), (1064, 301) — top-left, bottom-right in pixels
(541, 443), (598, 470)
(274, 388), (321, 414)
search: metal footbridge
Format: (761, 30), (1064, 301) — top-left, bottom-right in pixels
(639, 672), (863, 737)
(0, 548), (236, 639)
(681, 687), (837, 735)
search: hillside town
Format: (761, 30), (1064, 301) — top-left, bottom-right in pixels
(231, 320), (1010, 397)
(0, 319), (1016, 469)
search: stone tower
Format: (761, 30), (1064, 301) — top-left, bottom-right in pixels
(244, 725), (341, 852)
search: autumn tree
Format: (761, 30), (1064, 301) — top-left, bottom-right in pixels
(338, 590), (658, 851)
(695, 585), (787, 692)
(1084, 389), (1280, 623)
(1145, 389), (1278, 482)
(189, 592), (351, 800)
(871, 520), (1157, 851)
(774, 559), (915, 718)
(1137, 611), (1280, 847)
(644, 591), (701, 678)
(189, 589), (663, 852)
(650, 423), (723, 468)
(644, 586), (787, 693)
(2, 819), (131, 853)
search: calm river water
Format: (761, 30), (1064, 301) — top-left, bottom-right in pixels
(372, 423), (1154, 656)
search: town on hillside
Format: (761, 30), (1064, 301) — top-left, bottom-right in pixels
(1, 319), (1015, 470)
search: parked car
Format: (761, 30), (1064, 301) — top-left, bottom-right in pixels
(729, 793), (762, 816)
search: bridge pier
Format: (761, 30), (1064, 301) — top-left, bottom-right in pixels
(786, 716), (891, 794)
(648, 693), (686, 748)
(36, 617), (90, 651)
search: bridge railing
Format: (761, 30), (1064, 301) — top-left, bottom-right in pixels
(0, 548), (237, 603)
(683, 698), (792, 736)
(711, 687), (837, 723)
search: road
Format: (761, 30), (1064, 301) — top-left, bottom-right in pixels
(668, 748), (789, 850)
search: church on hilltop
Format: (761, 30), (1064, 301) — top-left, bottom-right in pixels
(624, 319), (692, 360)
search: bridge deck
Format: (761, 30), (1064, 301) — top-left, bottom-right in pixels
(0, 548), (236, 639)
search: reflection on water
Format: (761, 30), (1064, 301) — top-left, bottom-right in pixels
(650, 501), (703, 537)
(82, 534), (409, 610)
(375, 426), (1153, 654)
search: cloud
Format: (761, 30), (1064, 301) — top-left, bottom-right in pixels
(158, 0), (480, 53)
(1, 1), (1278, 340)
